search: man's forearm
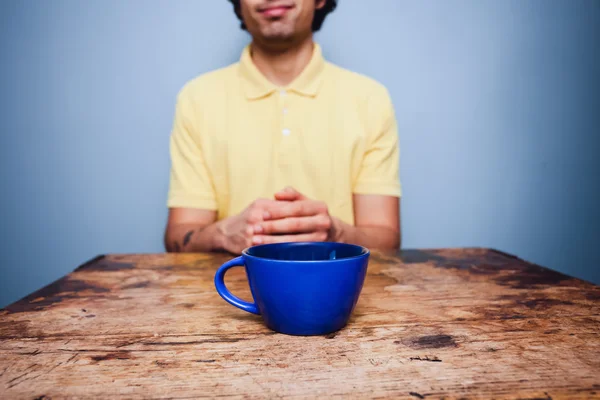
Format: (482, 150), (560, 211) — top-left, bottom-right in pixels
(165, 221), (225, 253)
(333, 218), (400, 250)
(166, 215), (400, 253)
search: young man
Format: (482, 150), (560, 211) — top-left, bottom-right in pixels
(164, 0), (401, 254)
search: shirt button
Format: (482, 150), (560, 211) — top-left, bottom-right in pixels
(280, 90), (286, 96)
(283, 108), (288, 115)
(282, 128), (291, 136)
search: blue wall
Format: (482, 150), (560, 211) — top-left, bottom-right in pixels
(1, 1), (599, 307)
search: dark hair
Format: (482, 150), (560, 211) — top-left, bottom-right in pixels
(227, 0), (337, 32)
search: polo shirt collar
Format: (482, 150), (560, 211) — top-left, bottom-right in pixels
(239, 43), (325, 100)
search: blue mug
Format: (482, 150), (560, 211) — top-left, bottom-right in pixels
(214, 242), (370, 336)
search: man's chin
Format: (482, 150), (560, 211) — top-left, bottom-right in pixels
(260, 25), (296, 41)
(265, 35), (295, 45)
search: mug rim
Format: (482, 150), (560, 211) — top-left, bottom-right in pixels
(241, 241), (370, 263)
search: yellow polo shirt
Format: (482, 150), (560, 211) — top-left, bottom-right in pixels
(167, 43), (401, 225)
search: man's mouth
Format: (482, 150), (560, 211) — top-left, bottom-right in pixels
(259, 4), (294, 18)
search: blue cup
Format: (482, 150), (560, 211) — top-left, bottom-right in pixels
(214, 242), (370, 336)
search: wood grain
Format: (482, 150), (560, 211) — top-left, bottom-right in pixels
(1, 248), (599, 399)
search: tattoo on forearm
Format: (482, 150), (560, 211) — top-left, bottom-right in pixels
(183, 230), (194, 247)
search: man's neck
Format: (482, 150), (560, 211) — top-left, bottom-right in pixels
(250, 36), (315, 87)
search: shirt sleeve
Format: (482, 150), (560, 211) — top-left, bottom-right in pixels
(166, 87), (218, 210)
(353, 87), (402, 197)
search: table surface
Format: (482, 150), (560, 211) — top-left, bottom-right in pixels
(1, 248), (599, 399)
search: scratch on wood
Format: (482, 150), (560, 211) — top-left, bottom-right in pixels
(116, 338), (147, 348)
(90, 351), (133, 362)
(396, 334), (458, 350)
(7, 371), (31, 387)
(19, 349), (41, 356)
(7, 363), (61, 390)
(409, 392), (425, 399)
(409, 356), (442, 362)
(7, 363), (37, 386)
(543, 329), (560, 335)
(142, 338), (246, 346)
(66, 354), (78, 363)
(339, 354), (353, 366)
(154, 360), (171, 367)
(58, 348), (173, 353)
(121, 281), (151, 290)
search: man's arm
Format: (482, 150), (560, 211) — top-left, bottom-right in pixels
(165, 207), (259, 254)
(164, 197), (327, 254)
(336, 194), (400, 250)
(164, 208), (220, 253)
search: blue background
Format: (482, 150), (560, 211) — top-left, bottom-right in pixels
(1, 1), (599, 307)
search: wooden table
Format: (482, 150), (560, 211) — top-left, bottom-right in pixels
(1, 248), (599, 399)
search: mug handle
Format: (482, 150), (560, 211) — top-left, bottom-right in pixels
(214, 256), (259, 315)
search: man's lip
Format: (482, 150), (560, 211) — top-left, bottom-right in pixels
(259, 4), (294, 17)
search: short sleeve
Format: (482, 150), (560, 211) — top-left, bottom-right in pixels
(353, 88), (402, 197)
(166, 88), (218, 210)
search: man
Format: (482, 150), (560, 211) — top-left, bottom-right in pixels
(164, 0), (401, 254)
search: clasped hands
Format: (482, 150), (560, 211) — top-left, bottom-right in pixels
(217, 187), (342, 254)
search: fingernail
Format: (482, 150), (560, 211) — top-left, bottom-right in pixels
(253, 224), (263, 233)
(253, 236), (262, 244)
(263, 211), (271, 220)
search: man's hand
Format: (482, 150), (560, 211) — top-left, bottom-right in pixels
(252, 187), (342, 245)
(255, 186), (401, 250)
(216, 199), (282, 254)
(165, 198), (283, 255)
